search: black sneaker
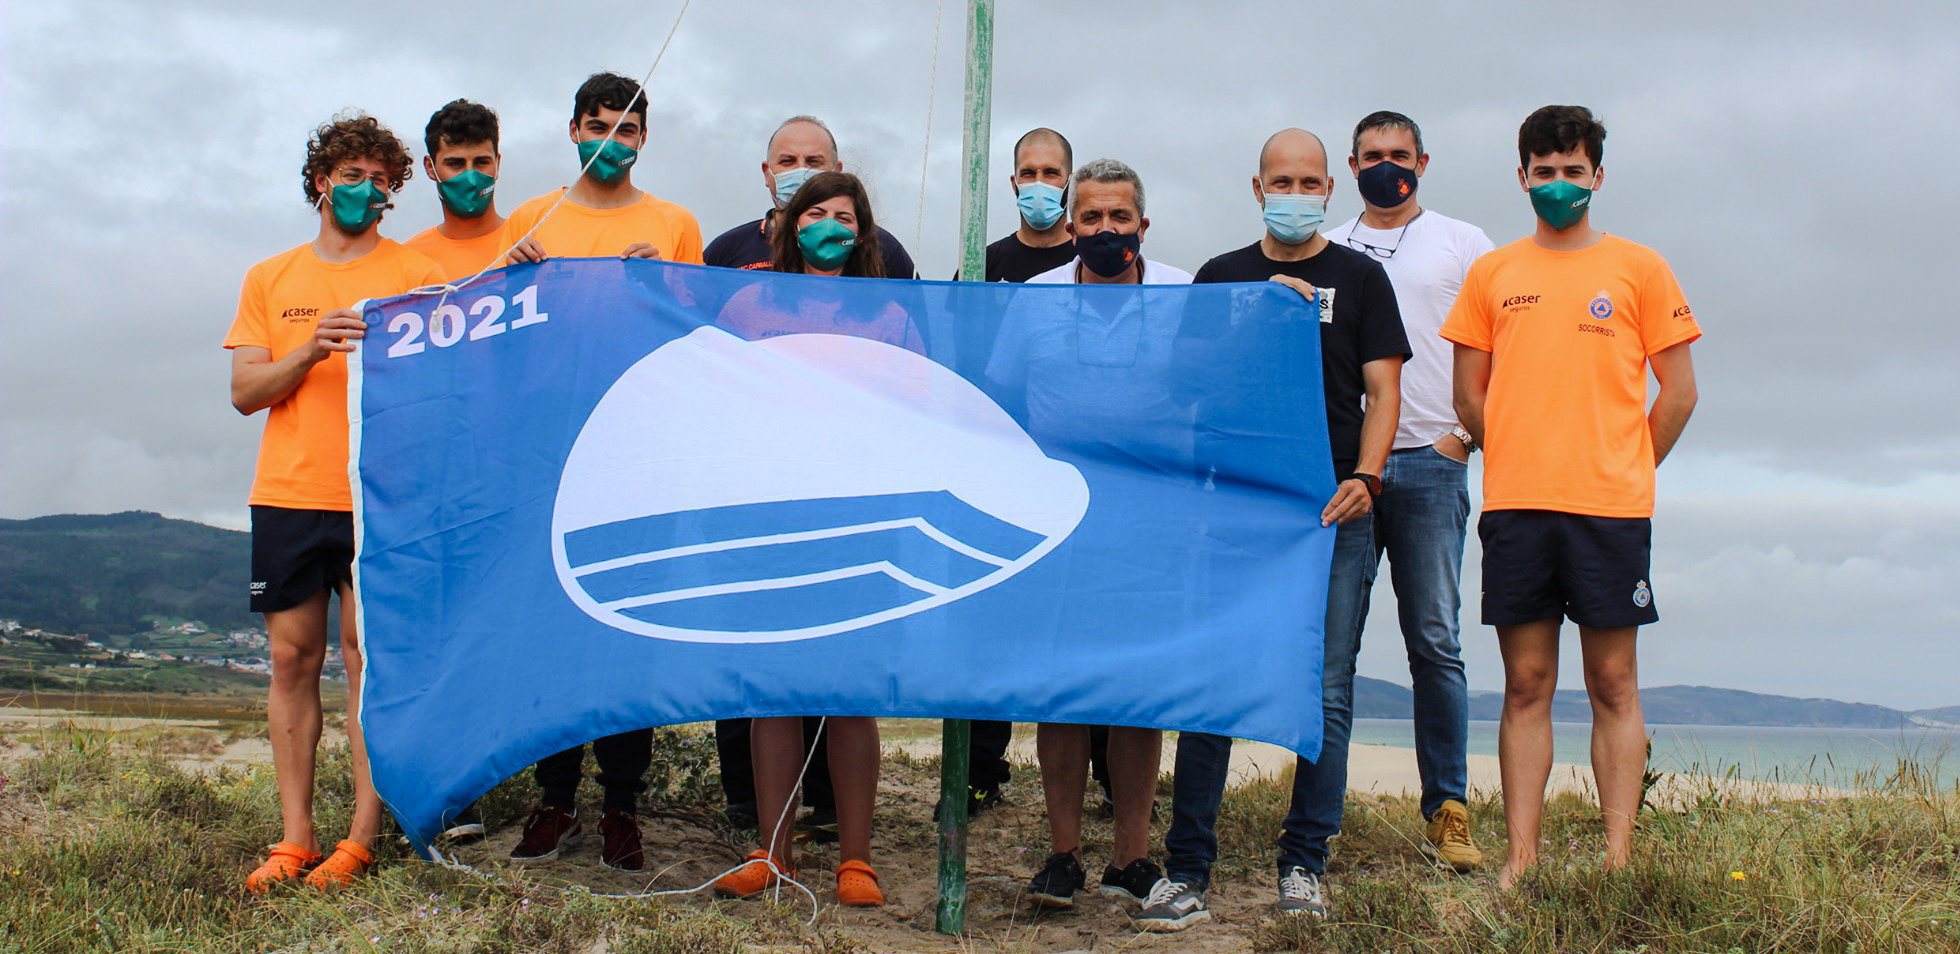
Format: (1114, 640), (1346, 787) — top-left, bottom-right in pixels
(724, 800), (758, 830)
(1099, 857), (1164, 903)
(934, 784), (1004, 822)
(1276, 866), (1327, 916)
(1132, 878), (1211, 932)
(1026, 851), (1086, 908)
(797, 805), (839, 843)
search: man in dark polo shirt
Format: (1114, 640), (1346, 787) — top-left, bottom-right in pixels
(703, 114), (918, 277)
(1136, 127), (1409, 931)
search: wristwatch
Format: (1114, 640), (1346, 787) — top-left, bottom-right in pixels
(1347, 472), (1382, 498)
(1450, 425), (1478, 452)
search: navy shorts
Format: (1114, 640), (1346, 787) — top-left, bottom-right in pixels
(249, 506), (354, 614)
(1478, 509), (1657, 629)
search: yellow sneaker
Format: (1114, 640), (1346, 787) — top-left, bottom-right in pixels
(1422, 800), (1483, 872)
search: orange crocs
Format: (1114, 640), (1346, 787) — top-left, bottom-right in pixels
(714, 849), (792, 898)
(246, 841), (321, 894)
(835, 859), (884, 907)
(303, 840), (376, 889)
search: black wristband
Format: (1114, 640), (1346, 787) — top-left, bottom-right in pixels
(1347, 472), (1382, 498)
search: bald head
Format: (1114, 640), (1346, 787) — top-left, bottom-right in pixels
(766, 116), (839, 167)
(1259, 128), (1328, 178)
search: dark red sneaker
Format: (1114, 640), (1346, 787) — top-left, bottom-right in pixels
(509, 805), (581, 863)
(599, 808), (645, 871)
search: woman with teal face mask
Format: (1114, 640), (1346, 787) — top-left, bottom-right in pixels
(715, 171), (924, 353)
(709, 170), (919, 910)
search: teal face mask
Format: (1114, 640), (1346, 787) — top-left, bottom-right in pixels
(796, 217), (857, 270)
(437, 169), (496, 218)
(772, 166), (819, 207)
(1529, 177), (1594, 230)
(326, 179), (388, 234)
(576, 138), (637, 185)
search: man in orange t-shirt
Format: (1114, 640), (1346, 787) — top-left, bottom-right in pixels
(1442, 105), (1701, 889)
(406, 99), (507, 281)
(225, 115), (443, 893)
(501, 72), (704, 267)
(498, 72), (704, 874)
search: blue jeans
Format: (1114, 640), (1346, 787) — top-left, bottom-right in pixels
(1165, 514), (1375, 886)
(1371, 446), (1471, 817)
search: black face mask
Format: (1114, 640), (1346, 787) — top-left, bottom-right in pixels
(1356, 160), (1418, 208)
(1075, 229), (1142, 278)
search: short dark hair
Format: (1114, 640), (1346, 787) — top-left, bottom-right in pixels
(572, 72), (647, 126)
(1013, 127), (1073, 171)
(1351, 110), (1422, 158)
(1518, 105), (1605, 169)
(424, 99), (500, 157)
(770, 171), (886, 278)
(301, 114), (413, 206)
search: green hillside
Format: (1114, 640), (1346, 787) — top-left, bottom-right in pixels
(0, 511), (252, 636)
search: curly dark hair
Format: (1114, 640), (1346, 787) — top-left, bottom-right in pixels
(1518, 105), (1606, 170)
(301, 114), (414, 206)
(769, 171), (885, 278)
(573, 72), (647, 125)
(424, 99), (500, 157)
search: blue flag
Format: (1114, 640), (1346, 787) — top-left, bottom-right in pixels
(352, 258), (1336, 845)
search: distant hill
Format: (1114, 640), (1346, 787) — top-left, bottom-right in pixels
(0, 511), (252, 636)
(1352, 676), (1948, 729)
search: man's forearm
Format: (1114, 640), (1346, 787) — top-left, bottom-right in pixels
(1355, 391), (1399, 476)
(1648, 386), (1696, 466)
(232, 348), (318, 415)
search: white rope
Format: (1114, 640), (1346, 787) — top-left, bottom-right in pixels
(416, 716), (831, 925)
(399, 0), (694, 305)
(911, 0), (946, 257)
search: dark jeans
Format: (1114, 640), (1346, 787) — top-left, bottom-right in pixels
(535, 728), (653, 813)
(970, 720), (1014, 790)
(716, 717), (835, 810)
(1165, 515), (1376, 885)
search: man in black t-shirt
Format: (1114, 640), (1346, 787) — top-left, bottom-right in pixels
(983, 128), (1079, 282)
(703, 114), (918, 278)
(1135, 128), (1409, 933)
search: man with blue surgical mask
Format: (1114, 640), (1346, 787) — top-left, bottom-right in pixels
(1321, 111), (1495, 877)
(703, 115), (918, 277)
(981, 127), (1078, 282)
(1135, 127), (1409, 931)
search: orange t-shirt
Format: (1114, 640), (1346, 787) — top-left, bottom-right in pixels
(405, 224), (508, 282)
(224, 240), (444, 511)
(499, 189), (705, 264)
(1440, 234), (1701, 518)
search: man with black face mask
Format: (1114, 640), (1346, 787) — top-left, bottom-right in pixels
(988, 158), (1190, 914)
(1319, 111), (1494, 875)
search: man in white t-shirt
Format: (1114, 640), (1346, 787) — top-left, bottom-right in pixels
(1321, 111), (1495, 873)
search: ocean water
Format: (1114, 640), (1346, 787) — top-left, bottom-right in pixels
(1348, 718), (1960, 790)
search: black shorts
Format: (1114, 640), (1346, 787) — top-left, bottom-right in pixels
(249, 506), (354, 614)
(1478, 509), (1657, 629)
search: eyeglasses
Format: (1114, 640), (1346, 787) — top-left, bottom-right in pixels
(1343, 209), (1423, 261)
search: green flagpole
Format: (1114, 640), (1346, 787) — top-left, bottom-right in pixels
(936, 0), (992, 936)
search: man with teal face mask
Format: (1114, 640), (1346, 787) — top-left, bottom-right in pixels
(702, 115), (919, 278)
(499, 72), (705, 874)
(1444, 105), (1700, 892)
(407, 99), (507, 282)
(501, 72), (704, 269)
(226, 114), (443, 894)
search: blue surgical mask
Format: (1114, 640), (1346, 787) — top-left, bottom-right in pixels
(772, 166), (819, 207)
(436, 169), (496, 219)
(325, 179), (388, 234)
(1016, 181), (1066, 230)
(1262, 192), (1327, 245)
(576, 138), (637, 185)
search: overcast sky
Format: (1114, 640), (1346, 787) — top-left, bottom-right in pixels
(2, 1), (1956, 710)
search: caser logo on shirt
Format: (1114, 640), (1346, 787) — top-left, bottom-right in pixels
(281, 307), (321, 321)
